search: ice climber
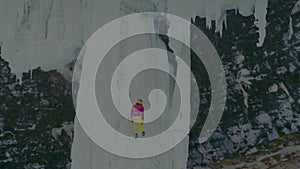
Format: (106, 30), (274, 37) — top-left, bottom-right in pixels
(131, 99), (145, 138)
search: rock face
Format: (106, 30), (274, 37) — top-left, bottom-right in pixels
(200, 131), (300, 169)
(0, 57), (74, 168)
(188, 0), (300, 167)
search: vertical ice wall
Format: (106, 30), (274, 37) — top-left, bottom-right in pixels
(71, 0), (190, 168)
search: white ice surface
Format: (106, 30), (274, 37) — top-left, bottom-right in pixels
(0, 0), (121, 81)
(0, 0), (268, 81)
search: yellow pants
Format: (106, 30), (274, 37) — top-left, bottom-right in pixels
(134, 123), (145, 134)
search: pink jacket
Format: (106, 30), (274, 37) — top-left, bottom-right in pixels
(131, 103), (144, 122)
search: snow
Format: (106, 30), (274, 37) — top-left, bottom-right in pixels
(289, 63), (296, 72)
(24, 163), (45, 169)
(282, 128), (291, 135)
(279, 82), (295, 103)
(292, 0), (300, 14)
(289, 17), (294, 40)
(234, 53), (245, 65)
(267, 128), (279, 141)
(276, 66), (288, 75)
(51, 122), (74, 140)
(246, 129), (260, 146)
(239, 68), (251, 76)
(0, 118), (3, 132)
(256, 113), (272, 124)
(51, 128), (62, 140)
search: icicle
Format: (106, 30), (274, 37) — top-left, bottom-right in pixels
(16, 73), (23, 85)
(224, 12), (227, 30)
(288, 17), (294, 40)
(254, 0), (268, 47)
(216, 12), (227, 37)
(279, 82), (295, 103)
(30, 69), (33, 79)
(19, 76), (22, 85)
(205, 0), (212, 29)
(292, 0), (300, 14)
